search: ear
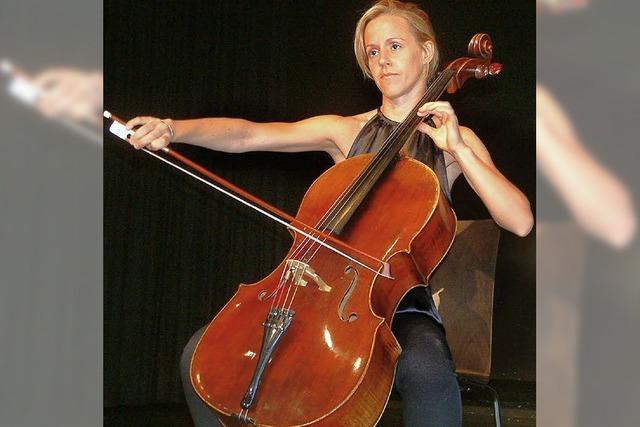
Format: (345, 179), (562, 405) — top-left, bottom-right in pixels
(421, 40), (435, 65)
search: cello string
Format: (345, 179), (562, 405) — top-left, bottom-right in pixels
(298, 73), (451, 257)
(280, 260), (309, 312)
(249, 78), (447, 408)
(315, 71), (450, 227)
(275, 159), (378, 309)
(259, 71), (455, 311)
(270, 265), (292, 310)
(281, 72), (454, 310)
(114, 140), (338, 312)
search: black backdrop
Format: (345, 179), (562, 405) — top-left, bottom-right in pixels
(104, 0), (535, 406)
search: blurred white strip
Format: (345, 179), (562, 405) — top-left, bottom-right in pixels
(7, 76), (40, 105)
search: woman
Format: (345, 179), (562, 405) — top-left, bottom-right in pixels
(127, 1), (533, 425)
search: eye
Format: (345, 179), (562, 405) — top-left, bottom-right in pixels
(391, 42), (402, 51)
(368, 48), (379, 57)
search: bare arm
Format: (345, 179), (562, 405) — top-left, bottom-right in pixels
(536, 84), (636, 248)
(125, 114), (352, 162)
(452, 127), (534, 237)
(418, 101), (534, 237)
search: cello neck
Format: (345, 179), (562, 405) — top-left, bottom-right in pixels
(318, 69), (455, 234)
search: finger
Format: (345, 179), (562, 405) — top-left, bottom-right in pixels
(36, 76), (78, 118)
(148, 134), (171, 151)
(129, 125), (153, 147)
(68, 78), (101, 121)
(131, 119), (162, 143)
(48, 77), (87, 119)
(418, 101), (456, 116)
(68, 82), (102, 121)
(427, 109), (456, 129)
(65, 77), (95, 117)
(433, 103), (457, 123)
(417, 103), (432, 116)
(426, 109), (447, 125)
(135, 127), (164, 148)
(417, 106), (442, 118)
(416, 110), (443, 128)
(419, 102), (453, 114)
(426, 101), (452, 108)
(430, 115), (442, 128)
(32, 70), (60, 90)
(125, 116), (155, 130)
(32, 69), (76, 91)
(418, 101), (444, 111)
(416, 121), (436, 138)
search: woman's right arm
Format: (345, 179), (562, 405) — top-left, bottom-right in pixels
(537, 84), (636, 248)
(125, 115), (351, 161)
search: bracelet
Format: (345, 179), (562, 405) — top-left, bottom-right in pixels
(160, 119), (175, 141)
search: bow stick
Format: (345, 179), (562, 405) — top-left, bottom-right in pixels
(104, 110), (392, 279)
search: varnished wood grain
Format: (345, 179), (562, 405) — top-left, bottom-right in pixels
(191, 156), (456, 426)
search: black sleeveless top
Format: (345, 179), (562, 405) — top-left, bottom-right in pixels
(347, 110), (452, 203)
(347, 110), (447, 322)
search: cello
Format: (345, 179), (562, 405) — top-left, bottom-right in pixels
(190, 33), (501, 426)
(106, 33), (501, 427)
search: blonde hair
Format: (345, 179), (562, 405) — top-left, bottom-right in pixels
(354, 0), (439, 80)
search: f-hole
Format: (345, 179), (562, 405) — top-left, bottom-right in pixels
(338, 266), (359, 322)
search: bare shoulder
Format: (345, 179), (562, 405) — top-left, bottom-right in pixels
(252, 114), (353, 162)
(288, 110), (375, 163)
(331, 110), (378, 162)
(351, 110), (378, 124)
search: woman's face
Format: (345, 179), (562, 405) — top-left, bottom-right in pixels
(364, 14), (432, 103)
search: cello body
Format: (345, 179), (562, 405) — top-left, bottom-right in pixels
(191, 154), (456, 426)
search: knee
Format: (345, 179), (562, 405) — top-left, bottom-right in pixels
(396, 334), (457, 392)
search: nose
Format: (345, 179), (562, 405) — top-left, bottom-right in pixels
(378, 51), (390, 67)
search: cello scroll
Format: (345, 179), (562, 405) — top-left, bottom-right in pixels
(446, 33), (503, 93)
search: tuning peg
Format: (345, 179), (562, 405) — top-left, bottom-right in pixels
(489, 63), (502, 76)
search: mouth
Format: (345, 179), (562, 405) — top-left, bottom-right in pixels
(380, 73), (398, 80)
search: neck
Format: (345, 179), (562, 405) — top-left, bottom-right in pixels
(379, 99), (417, 122)
(379, 81), (427, 122)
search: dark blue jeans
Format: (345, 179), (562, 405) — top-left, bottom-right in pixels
(180, 312), (461, 426)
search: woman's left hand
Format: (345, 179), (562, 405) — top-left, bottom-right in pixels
(416, 101), (466, 155)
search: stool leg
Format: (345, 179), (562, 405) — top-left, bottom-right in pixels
(486, 384), (502, 427)
(459, 379), (503, 427)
